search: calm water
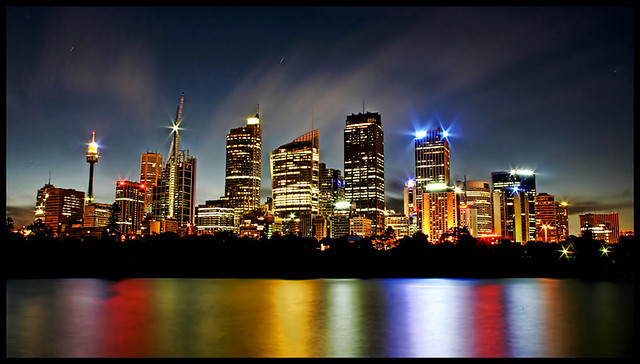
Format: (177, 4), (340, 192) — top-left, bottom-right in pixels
(6, 278), (634, 358)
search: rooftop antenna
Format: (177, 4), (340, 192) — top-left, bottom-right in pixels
(48, 170), (51, 185)
(363, 100), (365, 114)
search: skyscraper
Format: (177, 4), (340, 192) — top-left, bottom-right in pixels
(403, 179), (418, 236)
(319, 163), (344, 218)
(85, 131), (100, 205)
(224, 106), (262, 215)
(140, 152), (163, 215)
(535, 193), (562, 243)
(270, 129), (320, 237)
(344, 111), (385, 236)
(115, 180), (146, 235)
(421, 183), (459, 243)
(34, 184), (85, 236)
(152, 93), (197, 230)
(414, 128), (450, 232)
(492, 169), (536, 243)
(457, 180), (493, 237)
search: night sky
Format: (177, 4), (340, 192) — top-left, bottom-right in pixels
(6, 6), (634, 235)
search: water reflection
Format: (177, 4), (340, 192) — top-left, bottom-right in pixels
(6, 278), (633, 357)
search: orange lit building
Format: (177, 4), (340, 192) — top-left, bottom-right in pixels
(115, 180), (147, 235)
(34, 184), (85, 236)
(579, 212), (620, 243)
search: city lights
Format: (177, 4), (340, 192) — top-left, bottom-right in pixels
(415, 130), (427, 139)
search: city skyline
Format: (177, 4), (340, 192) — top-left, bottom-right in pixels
(6, 6), (634, 235)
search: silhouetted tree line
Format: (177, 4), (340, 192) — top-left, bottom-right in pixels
(5, 217), (635, 281)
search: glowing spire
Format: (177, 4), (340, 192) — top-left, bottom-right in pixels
(86, 131), (99, 204)
(86, 131), (99, 163)
(168, 92), (184, 162)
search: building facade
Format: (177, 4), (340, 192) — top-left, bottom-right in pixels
(414, 128), (451, 231)
(403, 179), (418, 236)
(140, 152), (163, 215)
(196, 200), (236, 235)
(579, 212), (620, 243)
(270, 129), (320, 237)
(115, 180), (146, 235)
(385, 211), (410, 238)
(344, 112), (385, 236)
(34, 184), (85, 235)
(83, 202), (112, 228)
(421, 184), (460, 243)
(535, 193), (562, 243)
(224, 108), (262, 215)
(457, 180), (493, 237)
(491, 170), (536, 243)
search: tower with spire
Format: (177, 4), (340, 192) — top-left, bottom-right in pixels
(86, 131), (100, 205)
(152, 93), (197, 233)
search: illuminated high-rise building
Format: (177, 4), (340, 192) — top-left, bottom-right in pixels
(115, 180), (147, 235)
(421, 184), (460, 243)
(457, 180), (493, 237)
(414, 128), (450, 231)
(556, 201), (569, 241)
(535, 193), (563, 243)
(152, 93), (197, 229)
(491, 169), (536, 243)
(319, 163), (344, 218)
(140, 152), (163, 215)
(344, 111), (385, 236)
(85, 131), (100, 204)
(270, 129), (320, 237)
(579, 212), (620, 243)
(224, 106), (262, 215)
(34, 184), (85, 236)
(403, 179), (418, 235)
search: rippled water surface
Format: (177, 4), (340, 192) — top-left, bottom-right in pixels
(6, 278), (634, 357)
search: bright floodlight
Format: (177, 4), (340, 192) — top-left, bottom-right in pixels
(247, 117), (260, 125)
(442, 130), (449, 138)
(415, 130), (427, 139)
(406, 179), (415, 188)
(424, 183), (448, 191)
(335, 201), (352, 210)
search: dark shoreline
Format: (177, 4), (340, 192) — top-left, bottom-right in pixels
(6, 233), (635, 282)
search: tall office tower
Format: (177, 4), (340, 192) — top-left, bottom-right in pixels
(196, 200), (236, 235)
(491, 169), (536, 243)
(403, 179), (418, 236)
(414, 128), (451, 231)
(556, 201), (569, 241)
(579, 212), (620, 244)
(140, 152), (163, 215)
(319, 163), (345, 218)
(34, 184), (85, 236)
(456, 180), (493, 237)
(344, 112), (385, 236)
(270, 129), (320, 237)
(154, 93), (197, 229)
(535, 193), (562, 243)
(224, 106), (262, 215)
(85, 131), (100, 204)
(115, 180), (146, 235)
(422, 184), (460, 243)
